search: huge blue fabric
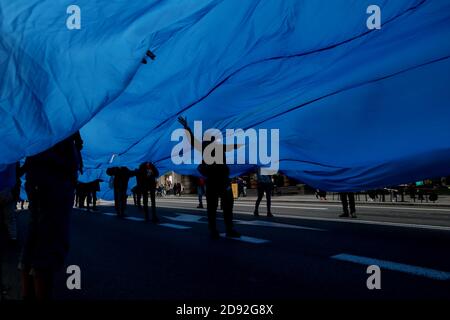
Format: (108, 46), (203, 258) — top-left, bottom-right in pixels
(1, 0), (450, 195)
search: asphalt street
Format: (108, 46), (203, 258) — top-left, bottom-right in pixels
(4, 196), (450, 300)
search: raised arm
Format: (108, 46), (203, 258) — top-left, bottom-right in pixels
(177, 116), (203, 153)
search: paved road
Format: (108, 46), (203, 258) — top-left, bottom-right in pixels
(157, 196), (450, 228)
(4, 197), (450, 300)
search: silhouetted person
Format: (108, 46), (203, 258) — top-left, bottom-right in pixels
(339, 192), (356, 218)
(13, 162), (23, 209)
(197, 177), (205, 208)
(178, 116), (240, 239)
(316, 189), (327, 200)
(173, 182), (182, 196)
(367, 190), (378, 202)
(106, 167), (135, 218)
(75, 182), (88, 209)
(0, 163), (18, 244)
(74, 182), (81, 207)
(254, 168), (274, 217)
(19, 131), (83, 301)
(136, 162), (159, 223)
(237, 177), (247, 197)
(85, 179), (101, 211)
(131, 185), (142, 208)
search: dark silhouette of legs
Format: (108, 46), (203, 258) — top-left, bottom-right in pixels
(254, 185), (265, 216)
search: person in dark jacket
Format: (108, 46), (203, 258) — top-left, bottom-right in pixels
(106, 167), (135, 218)
(178, 116), (240, 239)
(131, 185), (142, 208)
(136, 162), (159, 223)
(85, 179), (101, 211)
(75, 181), (88, 209)
(339, 192), (356, 218)
(19, 131), (83, 301)
(197, 177), (206, 208)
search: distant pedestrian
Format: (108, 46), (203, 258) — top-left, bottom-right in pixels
(174, 182), (182, 196)
(339, 192), (356, 218)
(237, 177), (247, 198)
(316, 189), (327, 200)
(106, 167), (135, 218)
(131, 185), (142, 208)
(253, 168), (274, 217)
(197, 177), (205, 208)
(86, 179), (101, 211)
(136, 162), (159, 223)
(75, 182), (88, 209)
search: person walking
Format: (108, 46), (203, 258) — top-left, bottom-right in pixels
(253, 168), (274, 217)
(131, 185), (142, 208)
(178, 116), (240, 239)
(197, 177), (206, 208)
(106, 166), (135, 218)
(339, 192), (357, 218)
(136, 162), (160, 223)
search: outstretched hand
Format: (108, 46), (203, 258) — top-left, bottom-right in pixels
(177, 116), (188, 129)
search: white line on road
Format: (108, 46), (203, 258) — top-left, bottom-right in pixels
(168, 213), (325, 231)
(235, 219), (325, 231)
(159, 223), (192, 230)
(125, 217), (145, 222)
(103, 212), (191, 229)
(156, 199), (328, 211)
(220, 233), (270, 244)
(331, 254), (450, 280)
(165, 214), (205, 223)
(235, 203), (328, 210)
(102, 212), (116, 217)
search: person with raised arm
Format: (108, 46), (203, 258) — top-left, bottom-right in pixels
(178, 116), (241, 239)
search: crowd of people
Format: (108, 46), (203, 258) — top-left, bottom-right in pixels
(106, 162), (160, 223)
(7, 116), (443, 300)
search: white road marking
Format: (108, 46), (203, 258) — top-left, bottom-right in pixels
(102, 212), (116, 217)
(236, 219), (325, 231)
(159, 223), (192, 230)
(164, 214), (207, 224)
(166, 213), (325, 231)
(98, 200), (115, 205)
(125, 217), (145, 222)
(219, 233), (270, 244)
(155, 198), (450, 212)
(235, 203), (328, 210)
(331, 254), (450, 281)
